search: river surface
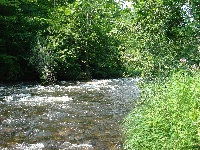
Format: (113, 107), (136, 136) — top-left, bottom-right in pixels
(0, 78), (140, 150)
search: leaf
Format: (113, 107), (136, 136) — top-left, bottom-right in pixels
(65, 8), (71, 16)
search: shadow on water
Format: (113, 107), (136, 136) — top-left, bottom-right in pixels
(0, 78), (140, 150)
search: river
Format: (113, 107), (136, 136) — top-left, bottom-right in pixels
(0, 78), (140, 150)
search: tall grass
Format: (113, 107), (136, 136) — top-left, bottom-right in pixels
(123, 70), (200, 149)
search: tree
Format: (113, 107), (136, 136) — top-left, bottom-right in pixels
(30, 0), (125, 81)
(0, 0), (51, 82)
(123, 0), (199, 78)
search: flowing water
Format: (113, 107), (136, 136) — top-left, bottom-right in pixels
(0, 78), (140, 150)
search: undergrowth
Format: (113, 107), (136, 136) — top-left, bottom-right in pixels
(123, 69), (200, 149)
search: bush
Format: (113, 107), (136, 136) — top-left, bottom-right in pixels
(0, 54), (22, 81)
(123, 70), (200, 149)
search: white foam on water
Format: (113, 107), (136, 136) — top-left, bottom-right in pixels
(3, 95), (73, 103)
(16, 143), (44, 150)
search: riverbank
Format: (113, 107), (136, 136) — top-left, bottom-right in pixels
(123, 70), (200, 149)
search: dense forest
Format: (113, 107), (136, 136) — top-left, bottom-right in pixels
(0, 0), (199, 83)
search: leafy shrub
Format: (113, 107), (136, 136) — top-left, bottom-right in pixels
(0, 54), (22, 81)
(123, 70), (200, 149)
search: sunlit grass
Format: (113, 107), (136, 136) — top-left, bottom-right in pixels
(123, 70), (200, 149)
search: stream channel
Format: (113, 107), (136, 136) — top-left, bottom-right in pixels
(0, 78), (140, 150)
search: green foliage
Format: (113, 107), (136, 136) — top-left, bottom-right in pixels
(123, 69), (200, 149)
(0, 0), (52, 82)
(122, 1), (200, 148)
(29, 0), (124, 81)
(0, 54), (22, 81)
(123, 0), (199, 78)
(0, 0), (199, 82)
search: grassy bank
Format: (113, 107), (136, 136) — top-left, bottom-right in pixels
(123, 70), (200, 149)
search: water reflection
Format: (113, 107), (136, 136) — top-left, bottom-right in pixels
(0, 78), (140, 149)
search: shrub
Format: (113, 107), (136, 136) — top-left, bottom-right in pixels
(0, 54), (22, 81)
(123, 70), (200, 149)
